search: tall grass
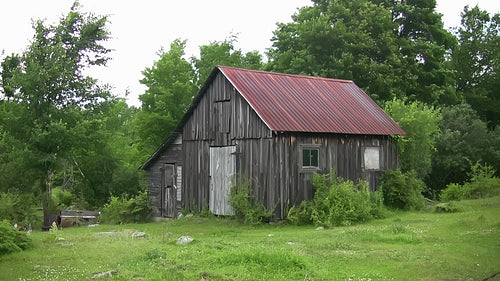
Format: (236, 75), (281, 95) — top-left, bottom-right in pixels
(0, 196), (499, 280)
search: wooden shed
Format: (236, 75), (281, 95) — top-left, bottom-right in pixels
(141, 66), (405, 219)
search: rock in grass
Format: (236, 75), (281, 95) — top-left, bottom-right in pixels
(131, 232), (147, 238)
(91, 270), (117, 278)
(177, 236), (194, 244)
(435, 203), (449, 213)
(315, 226), (324, 231)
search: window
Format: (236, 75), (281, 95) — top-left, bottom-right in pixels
(302, 147), (319, 169)
(363, 147), (380, 171)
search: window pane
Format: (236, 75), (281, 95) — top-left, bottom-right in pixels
(303, 149), (311, 166)
(303, 148), (319, 168)
(310, 149), (318, 167)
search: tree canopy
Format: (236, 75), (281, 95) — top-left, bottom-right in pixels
(268, 0), (457, 105)
(452, 5), (500, 128)
(0, 2), (142, 210)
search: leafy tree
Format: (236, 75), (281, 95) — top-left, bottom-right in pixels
(193, 36), (263, 87)
(428, 104), (491, 193)
(374, 0), (457, 104)
(384, 99), (441, 180)
(483, 126), (500, 175)
(0, 2), (111, 211)
(134, 39), (197, 156)
(268, 0), (456, 104)
(452, 6), (500, 128)
(69, 98), (143, 207)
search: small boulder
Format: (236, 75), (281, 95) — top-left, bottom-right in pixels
(91, 270), (118, 279)
(177, 236), (194, 244)
(315, 226), (324, 231)
(131, 232), (147, 238)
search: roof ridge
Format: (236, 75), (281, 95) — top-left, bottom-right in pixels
(217, 65), (353, 84)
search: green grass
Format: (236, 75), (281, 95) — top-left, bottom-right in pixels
(1, 196), (499, 281)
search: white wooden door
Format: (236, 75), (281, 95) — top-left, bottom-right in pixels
(209, 146), (236, 215)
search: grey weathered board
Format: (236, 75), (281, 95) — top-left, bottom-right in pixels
(161, 164), (177, 217)
(209, 146), (235, 216)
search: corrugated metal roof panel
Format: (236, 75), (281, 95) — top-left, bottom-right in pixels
(219, 66), (405, 135)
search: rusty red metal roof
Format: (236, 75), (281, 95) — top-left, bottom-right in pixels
(219, 66), (405, 135)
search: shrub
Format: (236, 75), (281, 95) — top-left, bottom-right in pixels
(100, 191), (152, 224)
(467, 162), (500, 198)
(311, 173), (373, 227)
(440, 162), (500, 201)
(0, 192), (37, 226)
(0, 220), (32, 256)
(287, 201), (312, 225)
(229, 176), (273, 225)
(379, 169), (425, 210)
(288, 171), (376, 227)
(440, 183), (470, 201)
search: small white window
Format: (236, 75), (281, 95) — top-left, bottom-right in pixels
(363, 147), (380, 171)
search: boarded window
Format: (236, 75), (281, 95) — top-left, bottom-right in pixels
(363, 147), (380, 171)
(302, 148), (319, 168)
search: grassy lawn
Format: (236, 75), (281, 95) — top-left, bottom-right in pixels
(1, 196), (499, 281)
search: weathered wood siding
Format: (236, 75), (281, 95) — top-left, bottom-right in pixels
(232, 133), (398, 219)
(182, 73), (272, 212)
(145, 139), (182, 217)
(269, 133), (398, 218)
(181, 72), (399, 219)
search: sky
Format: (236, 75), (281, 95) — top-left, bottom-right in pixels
(1, 0), (499, 107)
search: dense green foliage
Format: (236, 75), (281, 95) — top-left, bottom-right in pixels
(228, 176), (273, 225)
(428, 104), (492, 192)
(134, 40), (198, 155)
(288, 172), (378, 227)
(100, 191), (152, 224)
(0, 220), (32, 256)
(378, 169), (425, 210)
(384, 99), (441, 179)
(0, 192), (38, 226)
(0, 3), (144, 217)
(440, 162), (500, 201)
(0, 2), (112, 204)
(453, 6), (500, 128)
